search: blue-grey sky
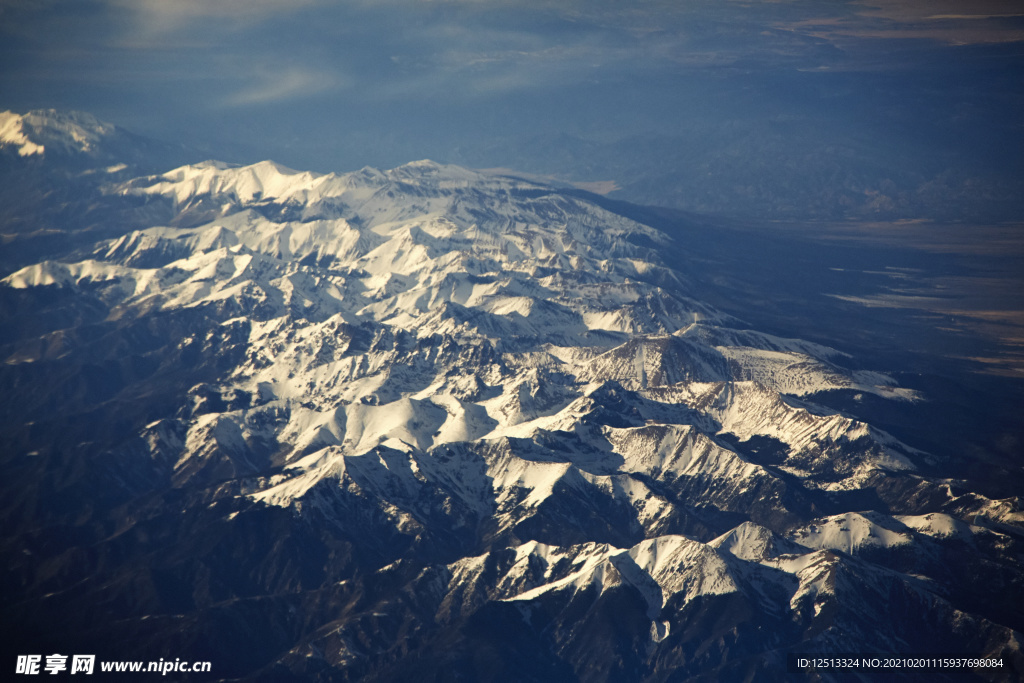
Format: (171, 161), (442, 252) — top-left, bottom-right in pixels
(2, 0), (1023, 219)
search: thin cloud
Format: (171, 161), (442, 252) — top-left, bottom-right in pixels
(106, 0), (322, 37)
(780, 0), (1024, 46)
(221, 67), (345, 107)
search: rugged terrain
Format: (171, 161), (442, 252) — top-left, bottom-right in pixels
(1, 110), (1022, 681)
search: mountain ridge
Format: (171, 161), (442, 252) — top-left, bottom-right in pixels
(1, 110), (1021, 682)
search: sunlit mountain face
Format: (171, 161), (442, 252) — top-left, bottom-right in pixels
(0, 110), (1021, 681)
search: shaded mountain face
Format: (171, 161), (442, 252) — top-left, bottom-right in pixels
(1, 113), (1022, 682)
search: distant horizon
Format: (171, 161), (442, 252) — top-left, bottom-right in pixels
(2, 0), (1022, 221)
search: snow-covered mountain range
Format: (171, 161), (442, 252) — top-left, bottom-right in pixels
(1, 110), (1021, 681)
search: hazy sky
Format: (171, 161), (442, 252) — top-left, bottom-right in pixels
(2, 0), (1022, 217)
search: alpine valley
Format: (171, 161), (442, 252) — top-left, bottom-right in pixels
(1, 110), (1022, 682)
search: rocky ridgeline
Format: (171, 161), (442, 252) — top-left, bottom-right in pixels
(1, 114), (1021, 681)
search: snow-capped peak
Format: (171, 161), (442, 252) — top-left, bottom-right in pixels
(0, 109), (118, 157)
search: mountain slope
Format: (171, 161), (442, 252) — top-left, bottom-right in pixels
(1, 122), (1021, 681)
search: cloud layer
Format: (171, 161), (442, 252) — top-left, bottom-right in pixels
(0, 0), (1021, 186)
